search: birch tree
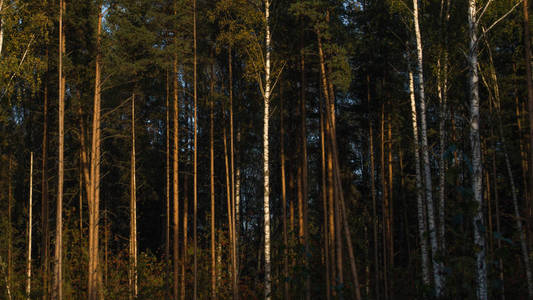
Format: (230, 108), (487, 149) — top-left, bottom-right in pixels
(263, 1), (272, 298)
(467, 1), (486, 298)
(408, 66), (430, 286)
(412, 0), (443, 295)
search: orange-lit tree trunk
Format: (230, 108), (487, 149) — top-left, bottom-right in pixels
(88, 4), (103, 299)
(54, 0), (65, 297)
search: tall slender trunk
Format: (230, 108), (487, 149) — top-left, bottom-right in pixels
(88, 5), (103, 299)
(413, 0), (443, 295)
(380, 102), (388, 300)
(523, 0), (533, 234)
(27, 152), (33, 300)
(192, 0), (198, 297)
(280, 86), (289, 299)
(319, 97), (331, 300)
(263, 1), (272, 299)
(54, 0), (65, 297)
(173, 48), (180, 300)
(467, 2), (487, 298)
(42, 64), (50, 300)
(129, 94), (138, 299)
(210, 56), (216, 300)
(367, 75), (380, 299)
(223, 113), (235, 296)
(229, 44), (238, 300)
(408, 67), (430, 285)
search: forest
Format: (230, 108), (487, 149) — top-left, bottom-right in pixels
(1, 0), (533, 299)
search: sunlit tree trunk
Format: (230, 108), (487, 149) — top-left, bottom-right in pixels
(42, 59), (50, 300)
(54, 0), (66, 297)
(27, 152), (33, 300)
(172, 44), (180, 300)
(263, 1), (272, 299)
(129, 94), (138, 299)
(280, 85), (289, 299)
(413, 0), (443, 295)
(408, 67), (430, 286)
(88, 5), (103, 299)
(192, 0), (198, 298)
(210, 56), (216, 300)
(467, 1), (487, 298)
(229, 44), (238, 300)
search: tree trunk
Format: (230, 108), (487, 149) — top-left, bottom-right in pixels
(380, 102), (388, 300)
(263, 1), (272, 299)
(88, 5), (103, 299)
(223, 111), (235, 297)
(54, 0), (65, 297)
(467, 2), (487, 299)
(27, 152), (33, 300)
(280, 85), (289, 299)
(129, 94), (138, 299)
(408, 67), (430, 286)
(229, 44), (238, 300)
(42, 65), (50, 300)
(523, 0), (533, 237)
(413, 0), (443, 295)
(192, 0), (198, 297)
(210, 54), (216, 300)
(173, 48), (180, 300)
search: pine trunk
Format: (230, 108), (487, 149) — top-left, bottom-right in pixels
(27, 152), (33, 300)
(172, 50), (180, 300)
(88, 5), (103, 299)
(54, 0), (65, 297)
(129, 94), (138, 299)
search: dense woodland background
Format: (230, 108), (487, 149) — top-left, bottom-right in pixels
(1, 0), (533, 299)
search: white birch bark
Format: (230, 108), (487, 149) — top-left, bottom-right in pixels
(409, 68), (430, 286)
(412, 0), (443, 295)
(467, 1), (487, 299)
(263, 1), (272, 299)
(27, 152), (33, 300)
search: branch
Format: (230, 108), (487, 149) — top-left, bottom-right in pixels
(481, 0), (522, 33)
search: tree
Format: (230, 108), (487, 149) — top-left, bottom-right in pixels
(412, 0), (443, 295)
